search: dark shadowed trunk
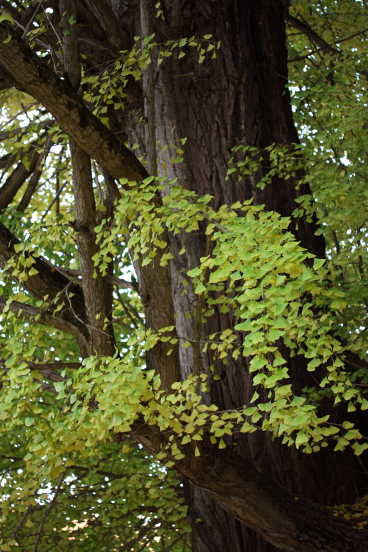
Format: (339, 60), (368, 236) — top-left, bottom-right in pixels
(142, 1), (367, 550)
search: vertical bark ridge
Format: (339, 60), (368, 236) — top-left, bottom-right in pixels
(151, 1), (367, 549)
(140, 0), (157, 176)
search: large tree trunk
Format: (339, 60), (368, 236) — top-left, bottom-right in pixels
(146, 1), (368, 550)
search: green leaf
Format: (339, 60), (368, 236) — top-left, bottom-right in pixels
(187, 267), (202, 278)
(354, 442), (368, 456)
(234, 320), (253, 332)
(330, 298), (347, 309)
(313, 258), (325, 270)
(295, 431), (309, 447)
(250, 356), (267, 372)
(195, 282), (206, 294)
(54, 382), (64, 393)
(0, 12), (14, 24)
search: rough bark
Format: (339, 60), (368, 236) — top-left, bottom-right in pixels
(0, 142), (44, 210)
(140, 0), (157, 176)
(148, 1), (367, 550)
(132, 421), (368, 552)
(0, 23), (146, 184)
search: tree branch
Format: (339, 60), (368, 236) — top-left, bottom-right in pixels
(17, 133), (53, 211)
(132, 422), (368, 552)
(32, 471), (65, 552)
(0, 1), (19, 19)
(61, 0), (115, 357)
(140, 0), (157, 176)
(0, 22), (148, 185)
(57, 267), (138, 291)
(0, 359), (81, 373)
(0, 221), (87, 333)
(0, 297), (88, 347)
(83, 0), (127, 52)
(285, 13), (340, 55)
(0, 140), (45, 210)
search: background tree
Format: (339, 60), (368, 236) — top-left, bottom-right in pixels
(0, 1), (367, 552)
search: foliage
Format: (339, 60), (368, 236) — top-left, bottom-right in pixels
(0, 1), (367, 551)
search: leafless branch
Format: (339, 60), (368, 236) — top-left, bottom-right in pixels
(22, 0), (44, 39)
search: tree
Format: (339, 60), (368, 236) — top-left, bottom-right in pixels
(0, 1), (367, 551)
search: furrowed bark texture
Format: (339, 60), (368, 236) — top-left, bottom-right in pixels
(0, 24), (146, 183)
(140, 0), (158, 176)
(132, 422), (368, 552)
(0, 2), (367, 551)
(69, 139), (115, 356)
(147, 1), (368, 550)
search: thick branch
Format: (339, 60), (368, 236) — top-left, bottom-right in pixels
(0, 22), (148, 184)
(285, 13), (340, 54)
(61, 0), (114, 357)
(0, 152), (15, 171)
(83, 0), (126, 52)
(30, 361), (81, 371)
(0, 297), (87, 348)
(0, 143), (44, 210)
(0, 359), (68, 383)
(132, 422), (368, 552)
(60, 0), (80, 89)
(70, 140), (115, 356)
(58, 267), (138, 290)
(0, 221), (88, 348)
(0, 1), (19, 19)
(17, 134), (53, 211)
(140, 0), (157, 176)
(285, 13), (340, 55)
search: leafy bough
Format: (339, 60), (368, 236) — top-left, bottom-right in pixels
(82, 176), (368, 457)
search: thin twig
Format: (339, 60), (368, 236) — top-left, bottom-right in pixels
(116, 288), (144, 327)
(22, 0), (44, 40)
(32, 471), (65, 552)
(41, 4), (61, 44)
(11, 506), (33, 542)
(41, 180), (68, 221)
(288, 27), (368, 63)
